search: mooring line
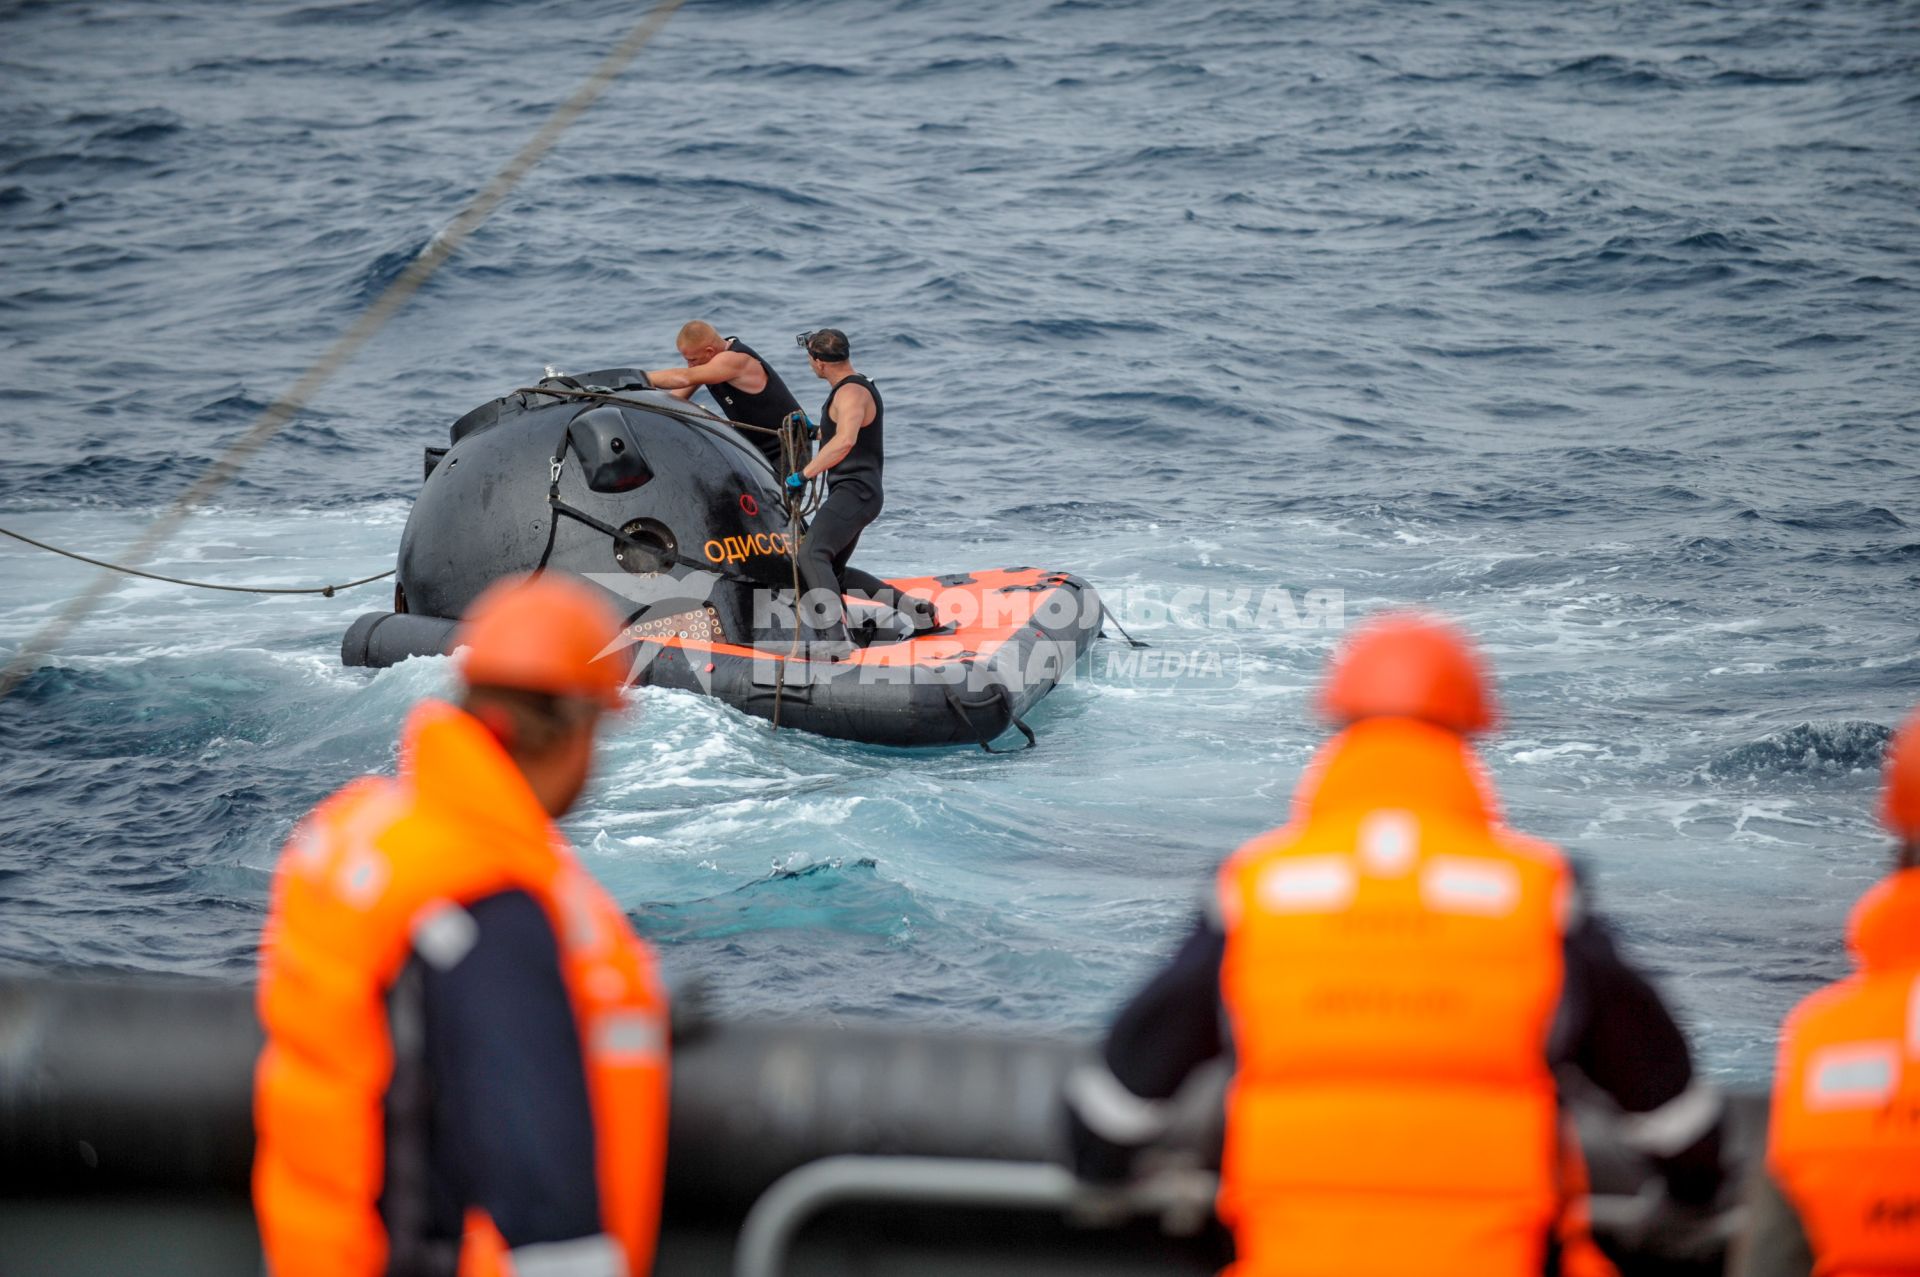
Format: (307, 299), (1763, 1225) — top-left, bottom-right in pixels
(0, 525), (395, 597)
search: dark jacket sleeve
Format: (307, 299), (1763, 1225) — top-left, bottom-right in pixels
(1104, 916), (1228, 1098)
(1067, 913), (1226, 1181)
(1555, 907), (1726, 1206)
(420, 889), (603, 1248)
(1726, 1170), (1815, 1277)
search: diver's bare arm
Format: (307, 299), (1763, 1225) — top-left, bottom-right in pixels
(804, 418), (859, 478)
(802, 388), (868, 478)
(642, 350), (752, 391)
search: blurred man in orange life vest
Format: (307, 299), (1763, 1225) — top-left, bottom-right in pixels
(1730, 706), (1920, 1277)
(1066, 612), (1725, 1277)
(254, 572), (668, 1277)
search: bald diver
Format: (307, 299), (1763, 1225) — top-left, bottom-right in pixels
(641, 320), (806, 472)
(788, 328), (936, 653)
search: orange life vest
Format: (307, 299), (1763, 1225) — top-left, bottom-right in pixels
(253, 700), (669, 1277)
(1767, 868), (1920, 1276)
(1213, 716), (1615, 1277)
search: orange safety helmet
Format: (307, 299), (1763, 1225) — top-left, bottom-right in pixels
(1882, 706), (1920, 842)
(455, 571), (629, 708)
(1316, 610), (1497, 735)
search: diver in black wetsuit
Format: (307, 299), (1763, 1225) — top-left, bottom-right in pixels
(788, 328), (935, 652)
(641, 320), (806, 472)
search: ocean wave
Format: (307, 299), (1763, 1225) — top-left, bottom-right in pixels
(570, 170), (830, 208)
(1739, 504), (1907, 533)
(734, 60), (864, 80)
(1708, 721), (1894, 780)
(920, 55), (1018, 74)
(4, 151), (154, 176)
(0, 455), (260, 509)
(633, 857), (926, 944)
(65, 107), (186, 146)
(1544, 54), (1684, 90)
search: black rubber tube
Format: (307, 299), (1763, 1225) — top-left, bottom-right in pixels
(0, 972), (1764, 1191)
(0, 975), (1082, 1199)
(0, 972), (1766, 1277)
(340, 612), (459, 669)
(0, 976), (260, 1194)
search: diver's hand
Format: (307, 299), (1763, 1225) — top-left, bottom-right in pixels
(785, 472), (806, 491)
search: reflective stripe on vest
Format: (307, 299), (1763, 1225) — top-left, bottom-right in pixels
(1213, 718), (1612, 1277)
(1767, 871), (1920, 1276)
(254, 701), (669, 1277)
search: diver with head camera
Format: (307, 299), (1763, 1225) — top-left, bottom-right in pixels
(784, 327), (936, 654)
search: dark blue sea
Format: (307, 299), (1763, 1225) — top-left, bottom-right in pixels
(2, 0), (1917, 1084)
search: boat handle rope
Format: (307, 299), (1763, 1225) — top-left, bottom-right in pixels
(1101, 608), (1149, 649)
(0, 524), (394, 598)
(942, 680), (1038, 753)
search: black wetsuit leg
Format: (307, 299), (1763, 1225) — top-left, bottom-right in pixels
(796, 483), (881, 641)
(840, 564), (937, 631)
